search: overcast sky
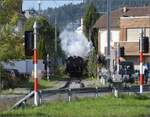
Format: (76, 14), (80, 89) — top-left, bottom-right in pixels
(22, 0), (82, 10)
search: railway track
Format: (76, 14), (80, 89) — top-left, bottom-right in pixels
(41, 84), (150, 95)
(10, 84), (150, 110)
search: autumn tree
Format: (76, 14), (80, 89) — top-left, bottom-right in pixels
(0, 0), (24, 61)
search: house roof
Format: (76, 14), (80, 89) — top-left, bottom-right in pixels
(94, 7), (150, 29)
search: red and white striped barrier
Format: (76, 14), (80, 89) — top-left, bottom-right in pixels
(33, 22), (39, 106)
(139, 31), (144, 94)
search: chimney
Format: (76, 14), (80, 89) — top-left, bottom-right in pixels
(122, 7), (128, 17)
(123, 7), (127, 13)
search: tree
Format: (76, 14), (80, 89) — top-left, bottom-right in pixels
(83, 4), (99, 78)
(0, 24), (24, 61)
(83, 4), (99, 52)
(24, 16), (55, 59)
(87, 49), (97, 78)
(0, 0), (22, 25)
(0, 0), (24, 61)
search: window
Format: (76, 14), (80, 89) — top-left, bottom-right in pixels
(127, 28), (150, 42)
(146, 28), (150, 37)
(127, 28), (141, 42)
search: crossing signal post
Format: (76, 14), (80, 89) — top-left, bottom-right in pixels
(139, 31), (149, 94)
(24, 27), (39, 105)
(33, 22), (39, 106)
(139, 32), (144, 94)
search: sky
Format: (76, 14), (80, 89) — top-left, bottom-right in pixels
(22, 0), (82, 10)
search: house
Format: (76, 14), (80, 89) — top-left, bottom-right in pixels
(94, 7), (150, 69)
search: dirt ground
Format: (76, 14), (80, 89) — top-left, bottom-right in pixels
(0, 95), (23, 112)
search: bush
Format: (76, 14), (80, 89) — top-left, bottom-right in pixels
(87, 50), (97, 78)
(0, 64), (29, 90)
(0, 64), (10, 89)
(55, 65), (66, 76)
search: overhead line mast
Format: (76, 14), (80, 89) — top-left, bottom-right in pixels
(107, 0), (111, 70)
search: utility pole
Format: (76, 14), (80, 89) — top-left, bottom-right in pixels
(55, 16), (57, 55)
(107, 0), (111, 70)
(116, 43), (120, 74)
(46, 54), (50, 80)
(54, 16), (57, 74)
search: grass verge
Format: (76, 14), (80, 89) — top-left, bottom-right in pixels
(1, 94), (150, 117)
(21, 79), (57, 89)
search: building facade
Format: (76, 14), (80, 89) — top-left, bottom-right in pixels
(94, 7), (150, 69)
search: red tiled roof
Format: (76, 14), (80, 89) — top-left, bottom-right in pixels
(94, 7), (150, 29)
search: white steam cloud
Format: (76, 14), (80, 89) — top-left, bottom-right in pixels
(59, 30), (92, 58)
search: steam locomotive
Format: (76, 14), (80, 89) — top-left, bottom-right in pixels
(62, 56), (86, 88)
(66, 56), (85, 78)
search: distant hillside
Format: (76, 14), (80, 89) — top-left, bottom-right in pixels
(43, 0), (150, 30)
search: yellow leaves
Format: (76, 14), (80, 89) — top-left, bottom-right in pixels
(10, 13), (19, 25)
(0, 0), (22, 25)
(1, 0), (22, 12)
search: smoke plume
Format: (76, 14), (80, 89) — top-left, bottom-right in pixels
(59, 30), (92, 58)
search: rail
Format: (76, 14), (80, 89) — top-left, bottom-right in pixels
(10, 84), (150, 110)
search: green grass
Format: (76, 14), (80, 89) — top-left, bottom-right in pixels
(1, 94), (150, 117)
(23, 79), (57, 89)
(0, 79), (56, 95)
(16, 78), (57, 90)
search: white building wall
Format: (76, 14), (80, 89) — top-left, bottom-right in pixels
(99, 29), (120, 55)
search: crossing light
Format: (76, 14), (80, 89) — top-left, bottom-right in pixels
(120, 47), (125, 57)
(24, 31), (34, 56)
(142, 36), (149, 53)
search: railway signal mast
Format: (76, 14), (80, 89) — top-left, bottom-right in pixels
(33, 0), (41, 106)
(107, 0), (113, 73)
(33, 21), (39, 106)
(139, 29), (149, 94)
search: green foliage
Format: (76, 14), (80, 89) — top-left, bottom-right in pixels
(0, 24), (24, 61)
(0, 0), (24, 61)
(54, 65), (66, 77)
(83, 4), (99, 78)
(19, 79), (56, 89)
(83, 4), (98, 37)
(24, 17), (55, 59)
(0, 63), (27, 90)
(83, 4), (99, 52)
(24, 17), (35, 31)
(44, 3), (83, 30)
(87, 49), (97, 78)
(0, 0), (22, 25)
(44, 0), (150, 30)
